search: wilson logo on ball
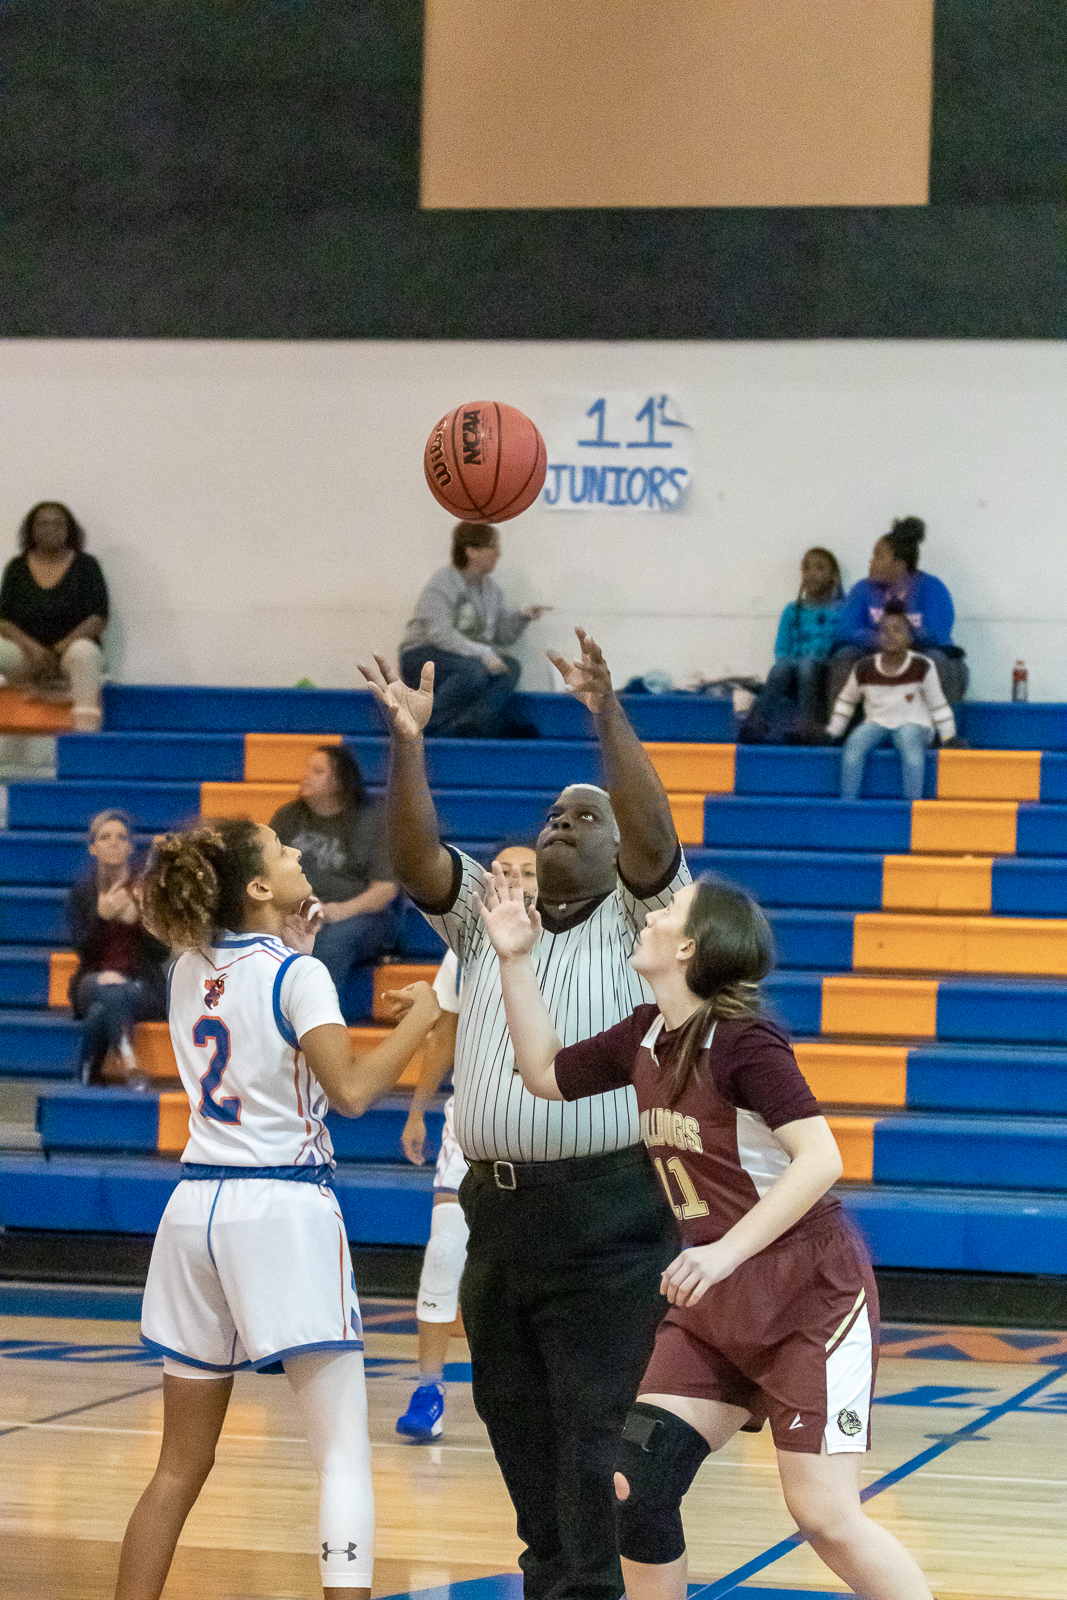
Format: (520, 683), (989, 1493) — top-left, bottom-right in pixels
(424, 400), (547, 522)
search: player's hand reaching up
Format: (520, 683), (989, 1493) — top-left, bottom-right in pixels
(381, 980), (442, 1027)
(478, 861), (542, 960)
(547, 628), (613, 714)
(358, 654), (434, 740)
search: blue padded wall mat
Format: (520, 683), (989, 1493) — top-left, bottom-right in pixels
(842, 1184), (1067, 1273)
(0, 947), (52, 1007)
(937, 978), (1067, 1045)
(956, 703), (1067, 751)
(36, 1086), (161, 1152)
(57, 732), (246, 782)
(991, 858), (1067, 915)
(692, 849), (884, 910)
(0, 1011), (82, 1076)
(102, 685), (387, 734)
(7, 780), (203, 832)
(703, 797), (912, 852)
(873, 1114), (1067, 1192)
(326, 1099), (444, 1163)
(906, 1044), (1067, 1115)
(0, 889), (67, 945)
(765, 910), (854, 971)
(1016, 805), (1067, 856)
(734, 746), (937, 800)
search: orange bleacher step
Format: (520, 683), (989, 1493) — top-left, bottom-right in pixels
(645, 744), (735, 793)
(793, 1042), (908, 1106)
(666, 795), (705, 846)
(244, 733), (342, 783)
(910, 799), (1017, 855)
(882, 855), (993, 913)
(133, 1020), (426, 1088)
(0, 685), (74, 734)
(854, 911), (1067, 978)
(936, 748), (1041, 802)
(49, 951), (78, 1007)
(821, 976), (938, 1038)
(826, 1116), (875, 1182)
(201, 781), (299, 825)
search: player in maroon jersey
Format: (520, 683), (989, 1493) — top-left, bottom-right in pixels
(478, 869), (934, 1600)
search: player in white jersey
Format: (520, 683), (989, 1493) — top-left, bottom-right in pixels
(114, 817), (441, 1600)
(361, 630), (685, 1600)
(394, 843), (538, 1441)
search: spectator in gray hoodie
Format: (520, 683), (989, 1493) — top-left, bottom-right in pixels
(398, 523), (549, 737)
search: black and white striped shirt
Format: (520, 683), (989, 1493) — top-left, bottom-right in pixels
(420, 847), (691, 1162)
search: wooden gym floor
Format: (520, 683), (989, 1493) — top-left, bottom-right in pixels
(1, 1291), (1065, 1600)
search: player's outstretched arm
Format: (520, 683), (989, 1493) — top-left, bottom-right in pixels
(358, 654), (454, 906)
(478, 865), (564, 1100)
(300, 982), (442, 1117)
(378, 996), (458, 1163)
(548, 628), (677, 893)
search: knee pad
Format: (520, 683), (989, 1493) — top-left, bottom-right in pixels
(613, 1403), (710, 1565)
(417, 1202), (469, 1322)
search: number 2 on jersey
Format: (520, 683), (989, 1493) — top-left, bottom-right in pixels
(193, 1017), (240, 1124)
(654, 1155), (709, 1221)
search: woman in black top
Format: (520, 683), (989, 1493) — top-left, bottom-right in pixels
(0, 502), (109, 730)
(67, 811), (169, 1085)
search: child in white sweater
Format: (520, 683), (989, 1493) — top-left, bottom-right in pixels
(827, 602), (956, 800)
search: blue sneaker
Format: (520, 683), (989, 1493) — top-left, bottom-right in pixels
(396, 1381), (445, 1440)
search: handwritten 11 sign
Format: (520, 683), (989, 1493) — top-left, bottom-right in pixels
(540, 392), (692, 512)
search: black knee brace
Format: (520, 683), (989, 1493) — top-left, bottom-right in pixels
(613, 1402), (711, 1565)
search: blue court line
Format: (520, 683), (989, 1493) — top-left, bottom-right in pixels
(687, 1364), (1065, 1598)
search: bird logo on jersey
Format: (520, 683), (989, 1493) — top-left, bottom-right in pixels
(204, 975), (226, 1009)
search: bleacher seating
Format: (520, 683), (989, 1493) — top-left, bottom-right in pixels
(1, 685), (1065, 1275)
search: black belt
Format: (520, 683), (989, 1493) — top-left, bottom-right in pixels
(467, 1144), (647, 1192)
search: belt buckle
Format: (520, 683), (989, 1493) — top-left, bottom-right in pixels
(493, 1160), (517, 1191)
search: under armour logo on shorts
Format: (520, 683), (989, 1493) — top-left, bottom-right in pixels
(837, 1408), (863, 1436)
(322, 1542), (359, 1560)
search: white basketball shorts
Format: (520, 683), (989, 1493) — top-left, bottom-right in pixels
(433, 1095), (468, 1193)
(141, 1176), (363, 1373)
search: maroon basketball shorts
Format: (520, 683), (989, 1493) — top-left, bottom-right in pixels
(638, 1215), (878, 1455)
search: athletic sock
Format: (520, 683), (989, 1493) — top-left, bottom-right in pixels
(416, 1368), (444, 1389)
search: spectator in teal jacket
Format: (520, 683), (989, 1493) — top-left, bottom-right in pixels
(739, 547), (844, 743)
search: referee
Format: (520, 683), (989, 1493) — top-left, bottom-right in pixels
(361, 630), (685, 1600)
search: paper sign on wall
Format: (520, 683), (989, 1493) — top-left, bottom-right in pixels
(540, 392), (692, 511)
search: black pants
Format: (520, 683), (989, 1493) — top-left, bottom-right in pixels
(459, 1147), (678, 1600)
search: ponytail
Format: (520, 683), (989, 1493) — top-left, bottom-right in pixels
(659, 878), (774, 1107)
(141, 818), (265, 948)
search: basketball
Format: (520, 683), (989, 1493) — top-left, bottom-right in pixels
(424, 400), (547, 522)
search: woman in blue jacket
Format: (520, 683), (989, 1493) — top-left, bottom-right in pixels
(827, 518), (966, 707)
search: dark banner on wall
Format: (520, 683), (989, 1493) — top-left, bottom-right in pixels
(0, 0), (1062, 338)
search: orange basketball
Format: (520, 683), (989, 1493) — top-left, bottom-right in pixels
(424, 401), (547, 523)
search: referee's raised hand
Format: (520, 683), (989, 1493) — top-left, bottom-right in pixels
(547, 627), (612, 714)
(478, 861), (541, 958)
(358, 653), (434, 740)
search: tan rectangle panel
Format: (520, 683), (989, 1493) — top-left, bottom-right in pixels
(821, 975), (938, 1038)
(422, 0), (932, 208)
(910, 800), (1018, 855)
(794, 1041), (908, 1106)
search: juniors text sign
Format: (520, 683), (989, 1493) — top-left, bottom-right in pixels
(540, 392), (692, 512)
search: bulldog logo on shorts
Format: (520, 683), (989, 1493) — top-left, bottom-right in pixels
(837, 1408), (863, 1436)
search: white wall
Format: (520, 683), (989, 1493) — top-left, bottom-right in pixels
(0, 339), (1063, 700)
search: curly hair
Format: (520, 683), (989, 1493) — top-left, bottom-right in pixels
(140, 818), (265, 948)
(659, 876), (775, 1107)
(884, 516), (926, 573)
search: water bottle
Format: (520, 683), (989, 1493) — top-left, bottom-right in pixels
(1012, 661), (1028, 702)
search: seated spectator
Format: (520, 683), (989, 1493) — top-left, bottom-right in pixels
(827, 602), (956, 801)
(739, 546), (844, 742)
(398, 522), (549, 738)
(0, 502), (109, 731)
(68, 811), (169, 1086)
(828, 516), (966, 707)
(270, 746), (397, 1015)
